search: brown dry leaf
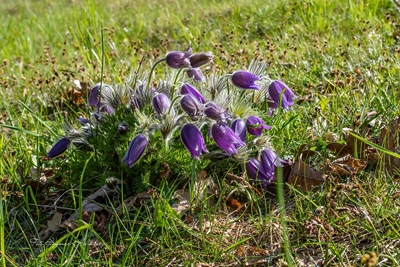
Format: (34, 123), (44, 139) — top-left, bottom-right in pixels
(297, 254), (324, 267)
(60, 179), (120, 230)
(171, 189), (190, 214)
(193, 171), (219, 205)
(39, 212), (62, 241)
(117, 191), (151, 215)
(379, 117), (400, 169)
(343, 128), (367, 159)
(288, 150), (324, 192)
(326, 154), (367, 176)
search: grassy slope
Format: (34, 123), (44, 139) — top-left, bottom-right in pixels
(1, 0), (400, 266)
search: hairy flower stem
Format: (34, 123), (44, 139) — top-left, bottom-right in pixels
(162, 137), (169, 157)
(171, 68), (184, 100)
(276, 167), (294, 266)
(147, 58), (167, 91)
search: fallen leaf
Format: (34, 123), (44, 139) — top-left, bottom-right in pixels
(326, 154), (367, 176)
(60, 178), (120, 230)
(171, 189), (190, 214)
(288, 150), (324, 192)
(39, 212), (62, 241)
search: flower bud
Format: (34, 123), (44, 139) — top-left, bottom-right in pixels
(231, 71), (261, 90)
(231, 119), (247, 142)
(246, 116), (271, 136)
(48, 137), (71, 159)
(187, 68), (205, 82)
(117, 122), (129, 134)
(210, 123), (245, 155)
(180, 83), (206, 104)
(204, 102), (231, 122)
(181, 95), (201, 120)
(152, 93), (172, 115)
(165, 47), (192, 69)
(268, 80), (297, 110)
(189, 52), (214, 68)
(181, 124), (208, 160)
(122, 134), (148, 168)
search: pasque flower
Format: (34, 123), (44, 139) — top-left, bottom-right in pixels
(122, 134), (148, 168)
(210, 123), (245, 155)
(247, 148), (287, 187)
(180, 83), (206, 104)
(231, 119), (247, 142)
(187, 68), (205, 82)
(165, 47), (192, 69)
(189, 52), (214, 68)
(268, 80), (297, 110)
(48, 137), (71, 158)
(260, 148), (286, 169)
(204, 102), (231, 122)
(246, 116), (271, 136)
(245, 158), (275, 187)
(231, 71), (261, 90)
(181, 124), (208, 160)
(152, 93), (172, 115)
(180, 95), (202, 120)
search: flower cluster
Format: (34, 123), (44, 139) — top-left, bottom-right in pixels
(47, 46), (297, 188)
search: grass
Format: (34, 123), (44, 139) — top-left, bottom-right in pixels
(1, 0), (400, 266)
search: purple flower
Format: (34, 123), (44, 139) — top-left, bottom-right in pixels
(48, 137), (71, 159)
(268, 80), (297, 110)
(210, 123), (245, 155)
(246, 116), (271, 136)
(181, 95), (202, 120)
(231, 119), (247, 142)
(165, 47), (192, 69)
(189, 52), (214, 68)
(260, 148), (286, 169)
(122, 134), (148, 168)
(180, 83), (206, 104)
(187, 68), (205, 82)
(77, 117), (90, 125)
(245, 158), (275, 187)
(88, 84), (101, 106)
(181, 124), (208, 160)
(152, 93), (172, 115)
(117, 122), (129, 134)
(204, 102), (231, 122)
(231, 71), (261, 90)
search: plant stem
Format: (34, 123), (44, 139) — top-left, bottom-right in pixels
(0, 192), (5, 267)
(79, 154), (93, 220)
(147, 58), (167, 91)
(276, 167), (293, 266)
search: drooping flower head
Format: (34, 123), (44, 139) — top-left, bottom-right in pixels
(210, 123), (245, 155)
(204, 102), (231, 122)
(180, 83), (207, 104)
(245, 158), (275, 187)
(231, 119), (247, 142)
(122, 134), (148, 168)
(187, 68), (205, 82)
(152, 93), (172, 115)
(189, 52), (214, 68)
(246, 116), (271, 136)
(181, 124), (208, 160)
(231, 71), (261, 90)
(180, 95), (202, 120)
(165, 47), (192, 69)
(268, 80), (297, 110)
(48, 137), (71, 159)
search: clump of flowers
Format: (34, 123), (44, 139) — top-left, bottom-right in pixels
(46, 46), (297, 190)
